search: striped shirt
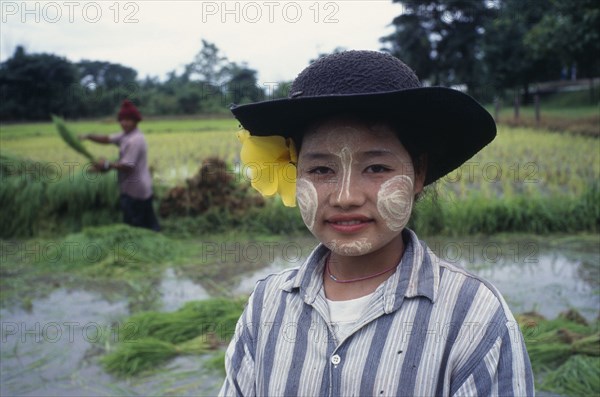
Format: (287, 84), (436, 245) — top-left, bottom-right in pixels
(219, 229), (534, 396)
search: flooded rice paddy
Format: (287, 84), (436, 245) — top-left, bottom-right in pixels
(1, 235), (598, 396)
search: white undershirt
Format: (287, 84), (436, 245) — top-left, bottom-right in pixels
(326, 292), (374, 342)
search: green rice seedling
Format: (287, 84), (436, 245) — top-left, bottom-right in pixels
(101, 337), (179, 376)
(518, 310), (600, 374)
(51, 115), (95, 161)
(175, 335), (210, 354)
(0, 153), (121, 238)
(47, 224), (179, 274)
(204, 350), (227, 375)
(102, 298), (244, 376)
(539, 355), (600, 396)
(526, 342), (573, 369)
(409, 183), (600, 236)
(123, 298), (244, 344)
(101, 335), (210, 377)
(573, 333), (600, 356)
(3, 120), (599, 237)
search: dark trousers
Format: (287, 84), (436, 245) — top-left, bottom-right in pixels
(120, 194), (161, 232)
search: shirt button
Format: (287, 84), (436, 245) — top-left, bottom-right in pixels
(331, 354), (341, 365)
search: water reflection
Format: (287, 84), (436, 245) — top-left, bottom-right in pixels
(1, 235), (597, 395)
(234, 236), (600, 321)
(0, 269), (219, 396)
(427, 236), (600, 321)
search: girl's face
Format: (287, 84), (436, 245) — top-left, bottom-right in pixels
(296, 116), (425, 257)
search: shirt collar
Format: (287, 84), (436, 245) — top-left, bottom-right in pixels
(281, 229), (439, 310)
(122, 128), (140, 138)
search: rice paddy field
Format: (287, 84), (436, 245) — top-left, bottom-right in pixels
(0, 118), (240, 187)
(2, 116), (598, 200)
(1, 116), (599, 396)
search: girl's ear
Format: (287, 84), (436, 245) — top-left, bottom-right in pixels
(414, 154), (428, 194)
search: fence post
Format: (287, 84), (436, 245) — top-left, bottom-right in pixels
(514, 90), (520, 121)
(494, 97), (501, 122)
(534, 94), (540, 127)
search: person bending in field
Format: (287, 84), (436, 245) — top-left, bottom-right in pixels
(80, 100), (160, 232)
(219, 51), (533, 396)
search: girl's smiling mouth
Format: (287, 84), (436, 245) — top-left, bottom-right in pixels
(326, 215), (374, 233)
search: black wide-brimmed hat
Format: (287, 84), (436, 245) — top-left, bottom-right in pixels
(230, 50), (496, 185)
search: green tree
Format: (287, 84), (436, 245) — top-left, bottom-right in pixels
(483, 0), (562, 102)
(523, 0), (600, 80)
(0, 46), (80, 121)
(76, 60), (138, 116)
(226, 63), (263, 105)
(185, 40), (231, 85)
(381, 0), (494, 94)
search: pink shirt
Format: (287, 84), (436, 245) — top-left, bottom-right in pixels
(109, 128), (153, 200)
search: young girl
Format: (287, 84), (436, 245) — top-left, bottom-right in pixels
(220, 51), (533, 396)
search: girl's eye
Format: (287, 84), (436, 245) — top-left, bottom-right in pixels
(366, 164), (391, 173)
(308, 166), (333, 175)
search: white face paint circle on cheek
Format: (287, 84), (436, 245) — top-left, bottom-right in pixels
(377, 175), (414, 232)
(296, 178), (318, 232)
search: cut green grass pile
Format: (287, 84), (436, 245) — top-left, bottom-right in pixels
(518, 310), (600, 395)
(0, 153), (120, 238)
(41, 224), (180, 276)
(101, 298), (245, 376)
(539, 355), (600, 396)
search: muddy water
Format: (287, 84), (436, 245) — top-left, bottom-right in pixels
(236, 236), (600, 321)
(1, 235), (598, 395)
(0, 268), (219, 396)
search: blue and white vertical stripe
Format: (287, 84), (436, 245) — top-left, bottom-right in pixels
(220, 229), (534, 396)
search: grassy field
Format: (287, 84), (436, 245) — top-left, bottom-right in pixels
(2, 116), (598, 187)
(487, 102), (599, 136)
(1, 116), (599, 237)
(0, 118), (241, 186)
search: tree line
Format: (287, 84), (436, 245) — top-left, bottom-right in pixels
(0, 40), (276, 121)
(1, 0), (598, 121)
(382, 0), (599, 103)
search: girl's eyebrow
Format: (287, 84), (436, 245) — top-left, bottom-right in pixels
(301, 149), (399, 161)
(301, 152), (336, 160)
(359, 149), (397, 159)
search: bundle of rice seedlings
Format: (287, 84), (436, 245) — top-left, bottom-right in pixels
(1, 153), (121, 238)
(102, 335), (210, 377)
(519, 310), (599, 370)
(51, 115), (95, 161)
(102, 298), (244, 376)
(526, 342), (573, 368)
(42, 224), (178, 273)
(573, 333), (600, 356)
(123, 298), (244, 344)
(101, 337), (179, 376)
(175, 335), (210, 354)
(540, 355), (600, 396)
(45, 170), (119, 217)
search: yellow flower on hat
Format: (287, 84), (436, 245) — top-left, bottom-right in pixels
(237, 130), (297, 207)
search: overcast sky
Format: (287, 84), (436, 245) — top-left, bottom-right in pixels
(1, 0), (403, 83)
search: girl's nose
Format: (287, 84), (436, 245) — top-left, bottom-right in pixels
(329, 148), (365, 209)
